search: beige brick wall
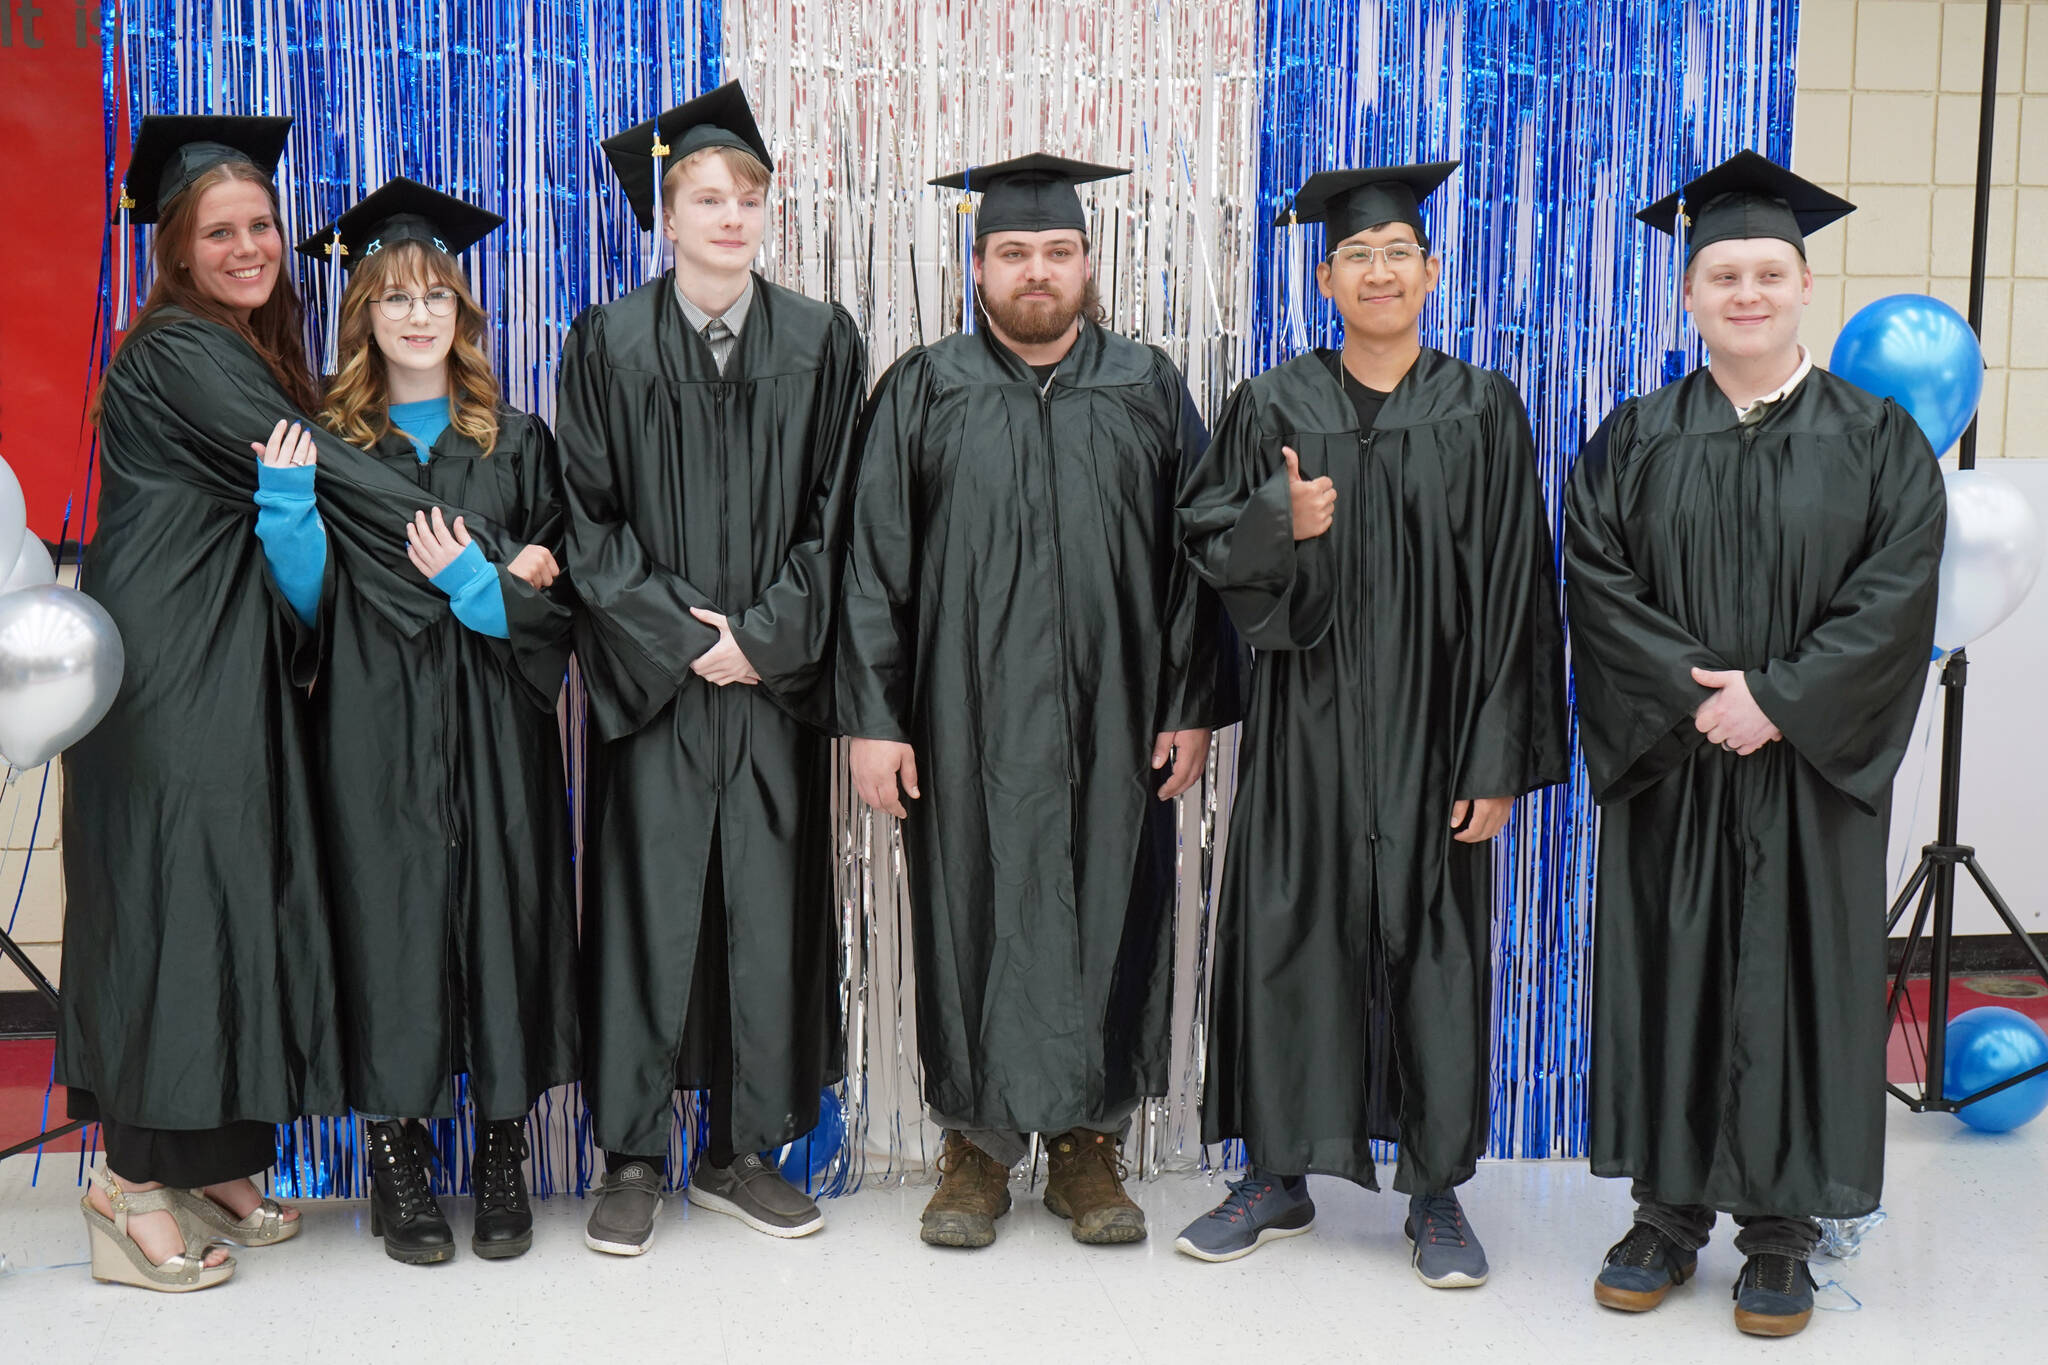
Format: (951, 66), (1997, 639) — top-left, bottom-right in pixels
(1796, 0), (2048, 457)
(0, 561), (69, 996)
(0, 762), (64, 994)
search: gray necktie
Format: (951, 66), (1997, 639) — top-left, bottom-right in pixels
(702, 317), (733, 375)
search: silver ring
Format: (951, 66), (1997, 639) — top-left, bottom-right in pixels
(1723, 741), (1739, 751)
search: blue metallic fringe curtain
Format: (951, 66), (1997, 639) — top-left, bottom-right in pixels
(52, 0), (1798, 1197)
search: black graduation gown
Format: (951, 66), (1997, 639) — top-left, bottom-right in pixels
(557, 273), (867, 1157)
(1179, 349), (1569, 1191)
(837, 322), (1235, 1135)
(313, 409), (578, 1121)
(57, 309), (516, 1129)
(1563, 365), (1943, 1218)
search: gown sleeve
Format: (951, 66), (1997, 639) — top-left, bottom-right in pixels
(490, 415), (578, 711)
(1175, 376), (1338, 652)
(1744, 402), (1945, 812)
(1561, 404), (1731, 803)
(554, 308), (723, 736)
(1453, 374), (1570, 800)
(835, 349), (935, 745)
(1153, 358), (1239, 732)
(126, 316), (515, 639)
(726, 308), (870, 732)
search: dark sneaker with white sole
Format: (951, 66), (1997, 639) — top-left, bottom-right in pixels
(585, 1161), (664, 1256)
(1732, 1253), (1816, 1337)
(1173, 1169), (1315, 1262)
(689, 1152), (824, 1238)
(1594, 1222), (1697, 1311)
(1404, 1189), (1489, 1288)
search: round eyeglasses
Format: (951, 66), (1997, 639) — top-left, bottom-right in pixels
(375, 289), (459, 320)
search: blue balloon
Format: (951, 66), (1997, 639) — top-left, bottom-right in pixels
(1943, 1006), (2048, 1133)
(775, 1088), (846, 1184)
(1829, 294), (1984, 456)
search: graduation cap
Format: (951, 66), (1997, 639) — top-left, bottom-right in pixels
(929, 154), (1129, 237)
(600, 81), (774, 232)
(294, 177), (505, 270)
(119, 114), (293, 225)
(1278, 160), (1459, 250)
(1637, 150), (1855, 264)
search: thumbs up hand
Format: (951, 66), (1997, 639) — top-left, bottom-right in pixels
(1283, 445), (1337, 541)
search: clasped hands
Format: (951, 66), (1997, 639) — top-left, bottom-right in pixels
(1692, 667), (1781, 756)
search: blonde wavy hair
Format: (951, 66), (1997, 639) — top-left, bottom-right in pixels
(319, 238), (500, 454)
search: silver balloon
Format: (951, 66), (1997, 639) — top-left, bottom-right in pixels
(0, 537), (55, 595)
(1934, 469), (2045, 654)
(0, 457), (25, 588)
(0, 585), (126, 769)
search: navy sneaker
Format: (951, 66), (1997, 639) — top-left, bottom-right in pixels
(1172, 1169), (1315, 1263)
(1732, 1253), (1816, 1337)
(1404, 1189), (1489, 1288)
(1594, 1222), (1698, 1311)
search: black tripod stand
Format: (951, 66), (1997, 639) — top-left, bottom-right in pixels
(1882, 0), (2048, 1115)
(0, 922), (86, 1162)
(1884, 650), (2048, 1112)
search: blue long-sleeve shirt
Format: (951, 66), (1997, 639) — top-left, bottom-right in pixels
(252, 462), (326, 627)
(392, 399), (511, 639)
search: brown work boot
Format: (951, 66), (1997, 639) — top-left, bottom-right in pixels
(1042, 1129), (1146, 1244)
(918, 1132), (1013, 1248)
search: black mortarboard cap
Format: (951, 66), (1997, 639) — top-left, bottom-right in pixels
(1278, 160), (1459, 250)
(294, 177), (505, 270)
(1636, 150), (1855, 264)
(930, 154), (1129, 237)
(600, 81), (774, 230)
(121, 114), (293, 224)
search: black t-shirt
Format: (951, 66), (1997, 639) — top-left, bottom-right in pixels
(1030, 361), (1059, 387)
(1342, 369), (1391, 437)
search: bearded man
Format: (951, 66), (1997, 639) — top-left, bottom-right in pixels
(838, 154), (1236, 1250)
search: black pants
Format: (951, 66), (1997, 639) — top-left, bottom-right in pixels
(609, 828), (737, 1176)
(70, 1089), (276, 1187)
(1630, 1179), (1822, 1262)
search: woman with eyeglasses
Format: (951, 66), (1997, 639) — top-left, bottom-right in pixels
(253, 178), (578, 1266)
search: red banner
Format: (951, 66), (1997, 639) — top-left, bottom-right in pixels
(0, 2), (111, 543)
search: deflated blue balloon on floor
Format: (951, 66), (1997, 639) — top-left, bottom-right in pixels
(1943, 1006), (2048, 1133)
(776, 1089), (846, 1184)
(1830, 295), (1984, 457)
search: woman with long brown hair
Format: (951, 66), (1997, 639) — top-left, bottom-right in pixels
(276, 179), (576, 1266)
(59, 118), (520, 1292)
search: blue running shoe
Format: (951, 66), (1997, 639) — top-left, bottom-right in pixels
(1405, 1189), (1489, 1288)
(1173, 1169), (1315, 1263)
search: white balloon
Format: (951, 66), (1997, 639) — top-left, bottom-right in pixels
(0, 456), (25, 587)
(0, 536), (55, 595)
(0, 584), (125, 769)
(1933, 469), (2045, 653)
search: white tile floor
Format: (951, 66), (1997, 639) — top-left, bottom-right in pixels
(2, 1105), (2042, 1364)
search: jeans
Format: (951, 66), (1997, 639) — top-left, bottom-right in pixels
(1629, 1179), (1822, 1262)
(928, 1105), (1137, 1170)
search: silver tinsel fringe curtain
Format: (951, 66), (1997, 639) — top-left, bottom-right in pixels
(27, 0), (1796, 1197)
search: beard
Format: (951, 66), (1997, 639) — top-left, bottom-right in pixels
(981, 276), (1099, 344)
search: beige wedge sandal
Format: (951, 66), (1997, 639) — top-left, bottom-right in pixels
(166, 1185), (301, 1247)
(81, 1171), (236, 1292)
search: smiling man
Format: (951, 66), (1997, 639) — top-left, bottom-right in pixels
(839, 154), (1235, 1250)
(558, 81), (868, 1256)
(1175, 161), (1567, 1284)
(1565, 152), (1944, 1337)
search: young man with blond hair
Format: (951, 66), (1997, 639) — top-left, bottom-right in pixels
(558, 82), (867, 1255)
(1567, 153), (1943, 1337)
